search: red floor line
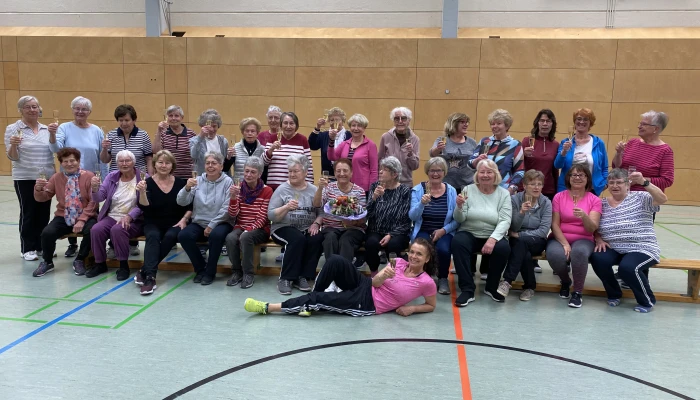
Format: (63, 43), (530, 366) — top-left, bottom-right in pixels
(449, 271), (473, 400)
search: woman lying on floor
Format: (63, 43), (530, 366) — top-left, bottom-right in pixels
(244, 238), (438, 317)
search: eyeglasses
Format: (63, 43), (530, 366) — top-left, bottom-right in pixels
(526, 182), (544, 187)
(22, 105), (40, 110)
(608, 180), (627, 187)
(393, 116), (408, 122)
(538, 119), (552, 125)
(570, 173), (586, 178)
(73, 107), (90, 113)
(575, 117), (590, 122)
(204, 161), (220, 166)
(428, 169), (444, 175)
(638, 122), (655, 128)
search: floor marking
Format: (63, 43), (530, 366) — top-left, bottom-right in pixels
(0, 279), (131, 356)
(164, 251), (183, 262)
(95, 301), (143, 308)
(656, 223), (700, 247)
(0, 294), (82, 302)
(0, 317), (47, 324)
(56, 322), (111, 329)
(22, 301), (59, 319)
(62, 275), (110, 298)
(449, 271), (473, 400)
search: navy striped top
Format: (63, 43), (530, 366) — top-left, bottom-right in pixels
(420, 191), (448, 232)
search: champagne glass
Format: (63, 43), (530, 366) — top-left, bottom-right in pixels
(140, 171), (146, 181)
(628, 166), (636, 183)
(14, 127), (23, 139)
(441, 136), (447, 145)
(480, 142), (489, 155)
(571, 194), (579, 210)
(52, 110), (59, 124)
(293, 192), (300, 201)
(621, 128), (630, 145)
(389, 257), (396, 269)
(94, 163), (101, 180)
(525, 194), (533, 213)
(233, 177), (240, 186)
(322, 170), (330, 181)
(568, 125), (575, 141)
(38, 167), (47, 180)
(191, 167), (198, 179)
(163, 108), (169, 123)
(322, 109), (330, 123)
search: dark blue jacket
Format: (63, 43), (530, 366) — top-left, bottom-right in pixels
(308, 129), (351, 176)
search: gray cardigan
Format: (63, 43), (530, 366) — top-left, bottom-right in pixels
(510, 192), (552, 239)
(189, 135), (230, 175)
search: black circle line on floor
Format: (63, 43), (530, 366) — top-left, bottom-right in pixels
(163, 338), (694, 400)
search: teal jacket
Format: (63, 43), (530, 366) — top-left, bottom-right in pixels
(409, 182), (459, 241)
(554, 134), (608, 195)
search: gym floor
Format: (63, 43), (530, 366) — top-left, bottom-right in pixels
(0, 176), (698, 400)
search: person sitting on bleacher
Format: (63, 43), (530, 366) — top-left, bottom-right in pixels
(451, 159), (512, 307)
(32, 148), (97, 277)
(224, 156), (272, 289)
(590, 168), (667, 313)
(497, 170), (552, 301)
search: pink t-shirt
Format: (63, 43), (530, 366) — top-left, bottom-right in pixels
(371, 258), (437, 315)
(551, 191), (602, 243)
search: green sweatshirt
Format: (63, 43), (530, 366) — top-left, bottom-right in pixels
(453, 184), (512, 241)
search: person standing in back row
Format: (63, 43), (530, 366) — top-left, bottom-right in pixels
(378, 107), (420, 187)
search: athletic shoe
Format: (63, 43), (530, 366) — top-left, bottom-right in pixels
(72, 260), (86, 276)
(294, 277), (311, 292)
(437, 278), (450, 295)
(64, 244), (79, 257)
(568, 292), (583, 308)
(221, 246), (228, 256)
(325, 281), (340, 293)
(193, 273), (204, 283)
(449, 266), (456, 274)
(534, 265), (542, 273)
(32, 262), (54, 277)
(634, 305), (652, 313)
(106, 247), (116, 259)
(480, 273), (488, 281)
(199, 247), (208, 259)
(116, 267), (130, 281)
(559, 283), (571, 299)
(240, 274), (255, 289)
(129, 244), (140, 256)
(484, 289), (505, 302)
(607, 298), (621, 307)
(244, 298), (268, 314)
(275, 253), (285, 262)
(277, 279), (292, 295)
(200, 275), (214, 285)
(454, 292), (475, 307)
(227, 270), (243, 286)
(140, 276), (157, 295)
(22, 251), (39, 261)
(134, 271), (145, 286)
(86, 263), (108, 278)
(620, 280), (630, 290)
(298, 305), (311, 317)
(519, 289), (535, 301)
(497, 281), (511, 297)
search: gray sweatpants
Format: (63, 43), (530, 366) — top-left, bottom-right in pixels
(546, 239), (595, 293)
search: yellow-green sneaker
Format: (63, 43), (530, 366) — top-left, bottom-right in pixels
(244, 298), (268, 314)
(298, 309), (311, 317)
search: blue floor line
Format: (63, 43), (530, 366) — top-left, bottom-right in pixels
(0, 279), (132, 356)
(164, 251), (182, 262)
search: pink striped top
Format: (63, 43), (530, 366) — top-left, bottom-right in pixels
(613, 138), (675, 192)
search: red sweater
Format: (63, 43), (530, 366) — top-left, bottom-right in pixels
(613, 138), (675, 192)
(520, 135), (559, 196)
(228, 185), (273, 234)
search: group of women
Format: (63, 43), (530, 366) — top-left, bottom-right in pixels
(6, 94), (675, 316)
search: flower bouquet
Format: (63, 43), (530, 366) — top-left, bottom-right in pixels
(324, 196), (367, 221)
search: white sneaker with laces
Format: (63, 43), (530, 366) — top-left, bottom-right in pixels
(324, 281), (341, 293)
(275, 253), (284, 262)
(106, 247), (116, 259)
(22, 251), (39, 261)
(129, 244), (140, 256)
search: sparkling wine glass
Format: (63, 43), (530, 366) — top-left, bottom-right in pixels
(94, 163), (101, 180)
(52, 110), (59, 124)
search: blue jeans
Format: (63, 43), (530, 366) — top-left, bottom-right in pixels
(178, 223), (233, 278)
(415, 230), (453, 279)
(590, 247), (657, 308)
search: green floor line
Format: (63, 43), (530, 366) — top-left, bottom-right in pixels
(56, 322), (112, 329)
(113, 274), (193, 329)
(0, 316), (47, 323)
(62, 275), (110, 298)
(656, 223), (700, 247)
(0, 294), (82, 302)
(22, 301), (59, 319)
(95, 301), (143, 308)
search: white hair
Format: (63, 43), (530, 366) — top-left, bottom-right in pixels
(70, 96), (92, 111)
(266, 105), (282, 117)
(286, 153), (310, 173)
(17, 95), (39, 111)
(166, 104), (185, 118)
(390, 107), (413, 121)
(116, 149), (136, 163)
(641, 110), (669, 132)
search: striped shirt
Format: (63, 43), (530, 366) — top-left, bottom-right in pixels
(469, 135), (524, 188)
(4, 120), (55, 180)
(159, 125), (196, 178)
(614, 138), (675, 192)
(321, 181), (367, 231)
(261, 133), (314, 189)
(229, 184), (273, 234)
(107, 127), (153, 172)
(598, 192), (661, 261)
(420, 191), (448, 232)
(366, 182), (412, 236)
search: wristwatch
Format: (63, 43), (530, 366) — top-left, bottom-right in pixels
(643, 179), (650, 187)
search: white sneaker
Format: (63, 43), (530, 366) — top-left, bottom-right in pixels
(450, 266), (456, 274)
(324, 281), (342, 293)
(106, 247), (116, 259)
(480, 273), (488, 281)
(534, 265), (542, 273)
(22, 251), (39, 261)
(275, 253), (284, 262)
(129, 244), (140, 256)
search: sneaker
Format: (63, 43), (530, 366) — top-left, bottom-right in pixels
(22, 251), (39, 261)
(634, 305), (652, 313)
(484, 289), (505, 302)
(227, 270), (244, 287)
(607, 298), (621, 307)
(449, 266), (456, 274)
(277, 279), (292, 295)
(244, 298), (268, 314)
(568, 292), (583, 308)
(480, 273), (488, 281)
(221, 246), (228, 256)
(129, 244), (140, 256)
(140, 276), (157, 295)
(298, 305), (312, 317)
(379, 253), (388, 264)
(454, 292), (475, 307)
(200, 275), (214, 285)
(199, 247), (208, 259)
(437, 278), (450, 295)
(519, 289), (535, 301)
(325, 281), (340, 293)
(620, 280), (630, 290)
(134, 270), (145, 286)
(72, 259), (86, 276)
(534, 265), (542, 273)
(85, 263), (108, 278)
(559, 283), (571, 299)
(116, 267), (130, 281)
(240, 274), (255, 289)
(32, 262), (54, 277)
(497, 281), (511, 297)
(294, 277), (311, 292)
(275, 253), (285, 262)
(106, 247), (116, 259)
(193, 272), (204, 283)
(64, 244), (79, 257)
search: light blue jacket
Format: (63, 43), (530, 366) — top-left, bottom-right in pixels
(409, 182), (459, 241)
(553, 134), (609, 195)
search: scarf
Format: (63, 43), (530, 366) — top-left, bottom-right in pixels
(64, 170), (83, 226)
(240, 178), (264, 205)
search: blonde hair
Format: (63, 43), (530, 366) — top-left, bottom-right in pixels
(487, 109), (513, 130)
(443, 112), (470, 136)
(347, 114), (369, 128)
(328, 107), (346, 122)
(239, 117), (262, 133)
(475, 159), (502, 187)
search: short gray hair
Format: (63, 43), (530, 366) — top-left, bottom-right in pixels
(380, 156), (402, 180)
(266, 105), (282, 117)
(390, 107), (412, 121)
(244, 156), (265, 174)
(71, 96), (92, 111)
(116, 149), (136, 163)
(424, 157), (448, 175)
(608, 168), (629, 183)
(204, 151), (224, 165)
(641, 110), (669, 132)
(347, 113), (369, 129)
(17, 95), (39, 111)
(198, 109), (223, 128)
(286, 153), (309, 173)
(167, 105), (185, 118)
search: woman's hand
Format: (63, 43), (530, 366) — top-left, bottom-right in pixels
(101, 138), (111, 151)
(372, 185), (385, 200)
(481, 238), (496, 254)
(328, 128), (338, 141)
(382, 264), (396, 279)
(9, 135), (22, 146)
(456, 194), (466, 209)
(420, 193), (431, 205)
(594, 240), (610, 252)
(270, 141), (282, 153)
(91, 176), (101, 192)
(403, 142), (414, 154)
(395, 305), (415, 317)
(561, 141), (572, 155)
(318, 176), (329, 189)
(48, 123), (58, 135)
(200, 125), (213, 138)
(286, 199), (299, 211)
(572, 207), (588, 219)
(523, 146), (534, 157)
(431, 228), (446, 242)
(227, 146), (235, 159)
(204, 226), (212, 237)
(119, 215), (132, 230)
(520, 200), (532, 214)
(309, 222), (321, 236)
(434, 141), (446, 154)
(35, 178), (47, 191)
(473, 153), (488, 165)
(185, 177), (197, 190)
(562, 242), (571, 259)
(173, 218), (188, 230)
(230, 184), (241, 199)
(136, 180), (147, 192)
(629, 171), (645, 186)
(73, 220), (85, 234)
(316, 118), (326, 131)
(379, 234), (391, 247)
(615, 141), (625, 154)
(158, 121), (168, 132)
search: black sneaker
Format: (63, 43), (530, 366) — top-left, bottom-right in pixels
(200, 275), (214, 285)
(559, 283), (571, 299)
(226, 270), (243, 286)
(240, 273), (255, 289)
(64, 244), (79, 257)
(568, 292), (583, 308)
(140, 276), (157, 295)
(32, 262), (54, 277)
(455, 292), (475, 307)
(294, 277), (311, 292)
(484, 289), (505, 303)
(277, 279), (292, 295)
(116, 267), (130, 281)
(134, 270), (145, 286)
(85, 263), (108, 278)
(193, 273), (204, 283)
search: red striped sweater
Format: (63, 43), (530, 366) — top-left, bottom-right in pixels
(614, 138), (675, 192)
(228, 185), (273, 234)
(261, 133), (314, 190)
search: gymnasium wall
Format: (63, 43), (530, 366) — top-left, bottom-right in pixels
(0, 36), (696, 205)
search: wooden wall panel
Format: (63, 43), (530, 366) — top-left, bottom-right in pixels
(124, 64), (165, 94)
(123, 38), (163, 64)
(3, 61), (18, 90)
(664, 169), (697, 202)
(186, 38), (295, 66)
(295, 39), (417, 67)
(415, 68), (479, 100)
(295, 67), (416, 99)
(17, 37), (123, 63)
(187, 65), (294, 96)
(609, 103), (696, 137)
(1, 37), (17, 61)
(613, 70), (700, 103)
(0, 89), (5, 117)
(164, 65), (188, 94)
(187, 94), (295, 127)
(413, 99), (478, 131)
(18, 63), (124, 92)
(416, 39), (481, 68)
(480, 39), (617, 69)
(616, 39), (700, 70)
(163, 38), (187, 64)
(4, 89), (18, 116)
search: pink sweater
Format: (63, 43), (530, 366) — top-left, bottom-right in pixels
(327, 136), (378, 192)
